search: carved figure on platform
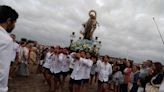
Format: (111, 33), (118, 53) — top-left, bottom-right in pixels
(80, 10), (99, 40)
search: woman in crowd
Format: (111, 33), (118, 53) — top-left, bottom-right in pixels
(145, 62), (164, 92)
(130, 65), (140, 92)
(112, 66), (123, 92)
(121, 60), (132, 92)
(17, 41), (30, 77)
(28, 47), (37, 74)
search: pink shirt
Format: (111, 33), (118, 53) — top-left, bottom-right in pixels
(124, 67), (132, 84)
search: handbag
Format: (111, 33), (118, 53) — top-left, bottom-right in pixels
(145, 74), (160, 92)
(145, 83), (159, 92)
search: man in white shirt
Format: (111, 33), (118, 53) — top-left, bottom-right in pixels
(59, 49), (71, 87)
(50, 48), (63, 92)
(97, 55), (112, 92)
(42, 46), (54, 91)
(95, 56), (103, 83)
(81, 52), (93, 92)
(82, 52), (93, 82)
(69, 51), (92, 92)
(0, 5), (19, 92)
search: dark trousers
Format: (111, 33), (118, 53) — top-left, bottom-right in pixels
(130, 83), (138, 92)
(120, 84), (128, 92)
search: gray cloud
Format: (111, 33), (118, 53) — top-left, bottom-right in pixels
(1, 0), (164, 64)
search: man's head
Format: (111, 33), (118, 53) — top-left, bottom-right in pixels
(103, 55), (110, 63)
(86, 52), (91, 59)
(0, 5), (19, 33)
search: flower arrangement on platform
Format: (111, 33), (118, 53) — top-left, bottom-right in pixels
(69, 32), (101, 56)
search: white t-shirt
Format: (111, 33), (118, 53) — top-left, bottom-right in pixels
(0, 26), (13, 92)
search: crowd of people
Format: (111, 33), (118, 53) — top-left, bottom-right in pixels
(7, 35), (164, 92)
(0, 5), (164, 92)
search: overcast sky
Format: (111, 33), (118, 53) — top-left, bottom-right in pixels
(1, 0), (164, 63)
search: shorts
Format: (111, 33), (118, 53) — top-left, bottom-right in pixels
(98, 80), (108, 85)
(95, 72), (98, 76)
(82, 79), (89, 84)
(43, 67), (52, 74)
(90, 74), (95, 77)
(53, 72), (61, 79)
(60, 71), (69, 77)
(69, 78), (82, 85)
(69, 68), (73, 74)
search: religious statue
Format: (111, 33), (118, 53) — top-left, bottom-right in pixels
(80, 10), (99, 40)
(70, 10), (101, 54)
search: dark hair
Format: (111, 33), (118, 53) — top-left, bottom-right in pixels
(154, 62), (163, 73)
(103, 55), (110, 60)
(0, 5), (19, 23)
(91, 55), (98, 61)
(21, 38), (27, 42)
(50, 46), (54, 49)
(20, 41), (26, 45)
(79, 50), (86, 54)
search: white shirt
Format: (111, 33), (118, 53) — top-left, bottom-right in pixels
(71, 58), (92, 80)
(82, 59), (93, 79)
(97, 62), (112, 82)
(69, 52), (75, 69)
(59, 53), (70, 72)
(43, 52), (53, 69)
(95, 59), (102, 72)
(11, 42), (19, 61)
(0, 26), (13, 92)
(50, 54), (61, 74)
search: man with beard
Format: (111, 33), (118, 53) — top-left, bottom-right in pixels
(0, 5), (19, 92)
